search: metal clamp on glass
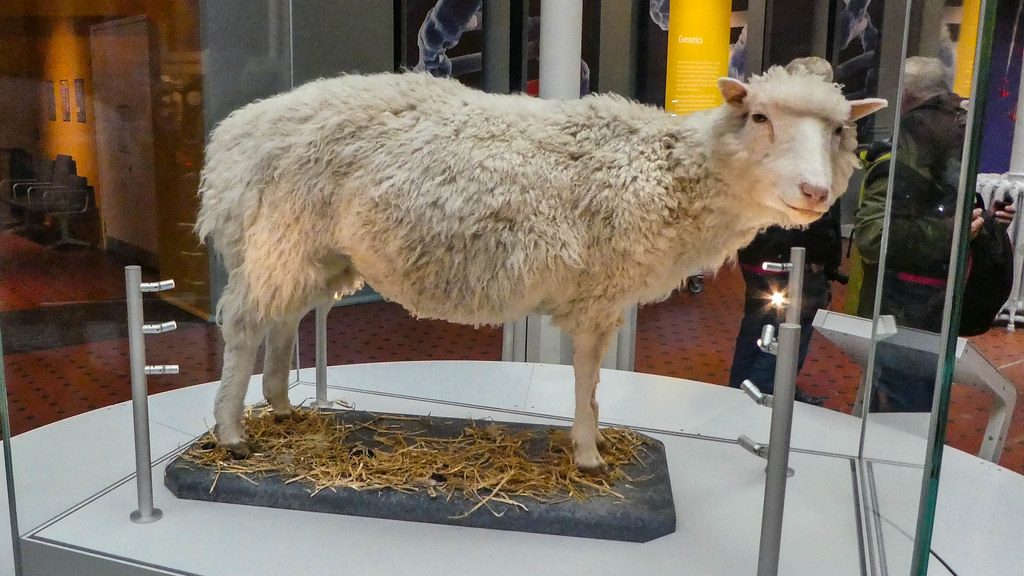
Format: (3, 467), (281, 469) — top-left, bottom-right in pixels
(142, 321), (177, 335)
(738, 433), (795, 478)
(757, 325), (778, 355)
(738, 435), (769, 458)
(741, 379), (774, 407)
(139, 279), (175, 293)
(144, 365), (180, 376)
(761, 262), (794, 273)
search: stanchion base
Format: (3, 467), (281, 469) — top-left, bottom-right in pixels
(130, 508), (163, 524)
(764, 466), (795, 478)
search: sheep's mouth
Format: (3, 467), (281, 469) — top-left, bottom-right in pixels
(780, 200), (826, 217)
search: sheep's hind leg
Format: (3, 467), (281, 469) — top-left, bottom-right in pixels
(570, 327), (615, 471)
(593, 396), (606, 448)
(214, 309), (266, 458)
(262, 311), (304, 421)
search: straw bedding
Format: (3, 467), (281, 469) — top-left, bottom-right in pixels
(182, 407), (652, 518)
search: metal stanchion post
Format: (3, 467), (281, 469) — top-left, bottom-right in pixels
(756, 322), (799, 575)
(292, 334), (301, 384)
(481, 0), (511, 94)
(126, 266), (178, 524)
(784, 248), (804, 325)
(314, 304), (329, 406)
(126, 266), (162, 524)
(756, 247), (804, 576)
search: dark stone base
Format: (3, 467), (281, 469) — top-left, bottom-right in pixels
(165, 410), (675, 542)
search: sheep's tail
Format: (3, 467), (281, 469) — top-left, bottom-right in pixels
(195, 113), (263, 325)
(195, 173), (234, 327)
(197, 121), (329, 326)
(195, 132), (240, 257)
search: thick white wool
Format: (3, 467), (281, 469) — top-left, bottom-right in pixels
(197, 70), (859, 335)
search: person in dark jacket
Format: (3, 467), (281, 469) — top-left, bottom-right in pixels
(727, 205), (840, 405)
(853, 56), (994, 412)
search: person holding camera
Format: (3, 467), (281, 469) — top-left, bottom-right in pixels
(854, 56), (1014, 412)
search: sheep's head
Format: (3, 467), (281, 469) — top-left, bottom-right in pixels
(713, 66), (887, 225)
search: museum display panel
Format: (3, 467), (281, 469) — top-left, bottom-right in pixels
(1, 1), (1021, 575)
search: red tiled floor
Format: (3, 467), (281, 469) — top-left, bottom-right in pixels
(2, 232), (1023, 474)
(979, 360), (1024, 464)
(0, 231), (154, 312)
(968, 328), (1024, 368)
(635, 267), (863, 413)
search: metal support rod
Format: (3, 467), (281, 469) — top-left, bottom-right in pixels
(292, 330), (301, 384)
(1009, 43), (1024, 174)
(810, 0), (831, 58)
(482, 0), (511, 93)
(756, 246), (805, 576)
(785, 247), (805, 325)
(744, 0), (768, 75)
(314, 304), (329, 405)
(0, 323), (24, 573)
(125, 266), (163, 524)
(756, 322), (801, 576)
(538, 0), (583, 100)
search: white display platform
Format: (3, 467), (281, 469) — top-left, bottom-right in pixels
(1, 361), (1020, 575)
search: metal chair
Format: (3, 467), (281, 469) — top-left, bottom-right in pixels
(2, 155), (92, 249)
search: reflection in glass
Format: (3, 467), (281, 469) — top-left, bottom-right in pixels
(853, 1), (999, 575)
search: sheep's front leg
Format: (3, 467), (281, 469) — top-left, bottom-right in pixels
(571, 328), (614, 471)
(214, 312), (265, 458)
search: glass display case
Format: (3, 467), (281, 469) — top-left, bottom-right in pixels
(0, 2), (1020, 575)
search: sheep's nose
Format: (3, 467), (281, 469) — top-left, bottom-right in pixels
(800, 183), (829, 204)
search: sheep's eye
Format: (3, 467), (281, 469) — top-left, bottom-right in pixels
(751, 113), (769, 124)
(834, 125), (844, 135)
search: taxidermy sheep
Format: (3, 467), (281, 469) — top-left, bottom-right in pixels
(197, 64), (886, 470)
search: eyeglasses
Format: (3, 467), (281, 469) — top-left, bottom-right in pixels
(954, 100), (969, 126)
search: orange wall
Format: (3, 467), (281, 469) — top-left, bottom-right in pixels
(4, 2), (207, 314)
(22, 1), (199, 212)
(37, 19), (102, 208)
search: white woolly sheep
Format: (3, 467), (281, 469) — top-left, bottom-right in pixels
(197, 67), (885, 470)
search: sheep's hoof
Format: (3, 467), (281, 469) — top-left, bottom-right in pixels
(274, 408), (303, 423)
(224, 441), (252, 459)
(577, 453), (606, 471)
(574, 448), (608, 474)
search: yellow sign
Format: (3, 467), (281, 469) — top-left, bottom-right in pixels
(665, 0), (732, 114)
(954, 0), (981, 96)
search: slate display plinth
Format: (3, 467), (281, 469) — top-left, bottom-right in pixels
(164, 410), (675, 542)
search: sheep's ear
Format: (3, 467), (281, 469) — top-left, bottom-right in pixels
(718, 78), (748, 106)
(848, 98), (888, 121)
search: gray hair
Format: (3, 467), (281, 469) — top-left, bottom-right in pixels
(903, 56), (952, 101)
